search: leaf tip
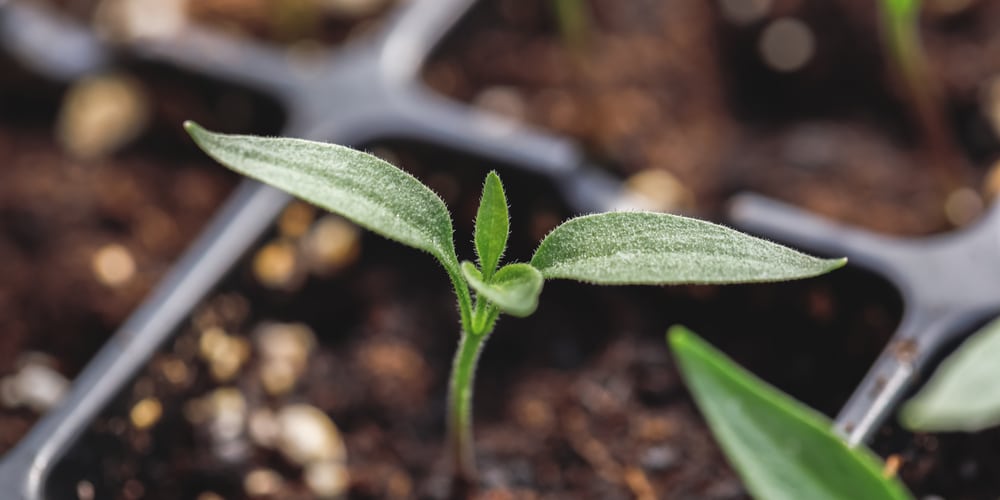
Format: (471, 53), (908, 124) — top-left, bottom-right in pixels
(830, 257), (849, 271)
(667, 325), (695, 351)
(182, 120), (201, 134)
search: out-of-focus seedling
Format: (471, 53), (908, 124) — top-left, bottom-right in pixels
(551, 0), (592, 53)
(879, 0), (966, 192)
(901, 316), (1000, 432)
(669, 326), (914, 500)
(184, 121), (845, 487)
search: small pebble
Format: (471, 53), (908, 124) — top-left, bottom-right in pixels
(473, 86), (527, 122)
(76, 481), (96, 500)
(278, 202), (316, 238)
(244, 468), (284, 497)
(158, 357), (190, 387)
(276, 404), (347, 466)
(512, 397), (554, 433)
(759, 18), (815, 72)
(718, 0), (772, 25)
(0, 361), (69, 413)
(57, 73), (149, 159)
(199, 327), (251, 382)
(304, 460), (350, 498)
(94, 0), (186, 41)
(92, 244), (136, 288)
(944, 187), (983, 226)
(130, 397), (163, 430)
(304, 216), (361, 276)
(248, 408), (281, 448)
(255, 322), (316, 395)
(252, 240), (301, 290)
(208, 388), (247, 442)
(621, 169), (694, 213)
(640, 445), (680, 471)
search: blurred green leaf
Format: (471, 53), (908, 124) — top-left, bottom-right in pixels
(902, 316), (1000, 432)
(669, 326), (912, 500)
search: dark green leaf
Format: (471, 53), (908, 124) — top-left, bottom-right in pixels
(531, 212), (845, 285)
(669, 326), (912, 500)
(474, 171), (509, 279)
(461, 262), (543, 317)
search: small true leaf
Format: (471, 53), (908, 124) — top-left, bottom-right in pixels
(901, 316), (1000, 432)
(475, 171), (510, 279)
(185, 122), (459, 273)
(461, 262), (543, 318)
(669, 326), (913, 500)
(531, 212), (845, 285)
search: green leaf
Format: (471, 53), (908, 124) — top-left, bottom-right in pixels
(530, 212), (845, 285)
(474, 171), (510, 279)
(901, 316), (1000, 432)
(184, 122), (459, 273)
(881, 0), (919, 19)
(668, 326), (913, 500)
(461, 262), (543, 318)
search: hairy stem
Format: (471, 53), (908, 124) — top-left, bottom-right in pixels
(447, 329), (489, 483)
(444, 262), (474, 333)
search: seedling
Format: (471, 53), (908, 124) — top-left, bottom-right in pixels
(669, 327), (913, 499)
(551, 0), (592, 53)
(878, 0), (964, 189)
(183, 121), (845, 486)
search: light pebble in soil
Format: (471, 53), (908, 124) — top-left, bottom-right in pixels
(0, 360), (69, 413)
(244, 468), (284, 497)
(94, 0), (186, 41)
(130, 397), (163, 430)
(253, 239), (301, 290)
(248, 408), (281, 448)
(304, 215), (362, 276)
(304, 460), (350, 498)
(57, 73), (149, 159)
(276, 404), (347, 466)
(199, 327), (251, 382)
(255, 322), (316, 395)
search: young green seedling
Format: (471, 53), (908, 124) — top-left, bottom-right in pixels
(551, 0), (592, 53)
(669, 327), (913, 500)
(878, 0), (964, 189)
(183, 121), (845, 485)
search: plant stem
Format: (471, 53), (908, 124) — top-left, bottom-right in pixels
(447, 329), (488, 482)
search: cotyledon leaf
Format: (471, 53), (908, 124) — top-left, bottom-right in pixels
(461, 262), (543, 318)
(474, 171), (510, 279)
(901, 316), (1000, 432)
(530, 211), (845, 284)
(185, 122), (459, 273)
(669, 326), (913, 500)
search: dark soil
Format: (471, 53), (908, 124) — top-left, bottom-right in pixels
(2, 0), (1000, 498)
